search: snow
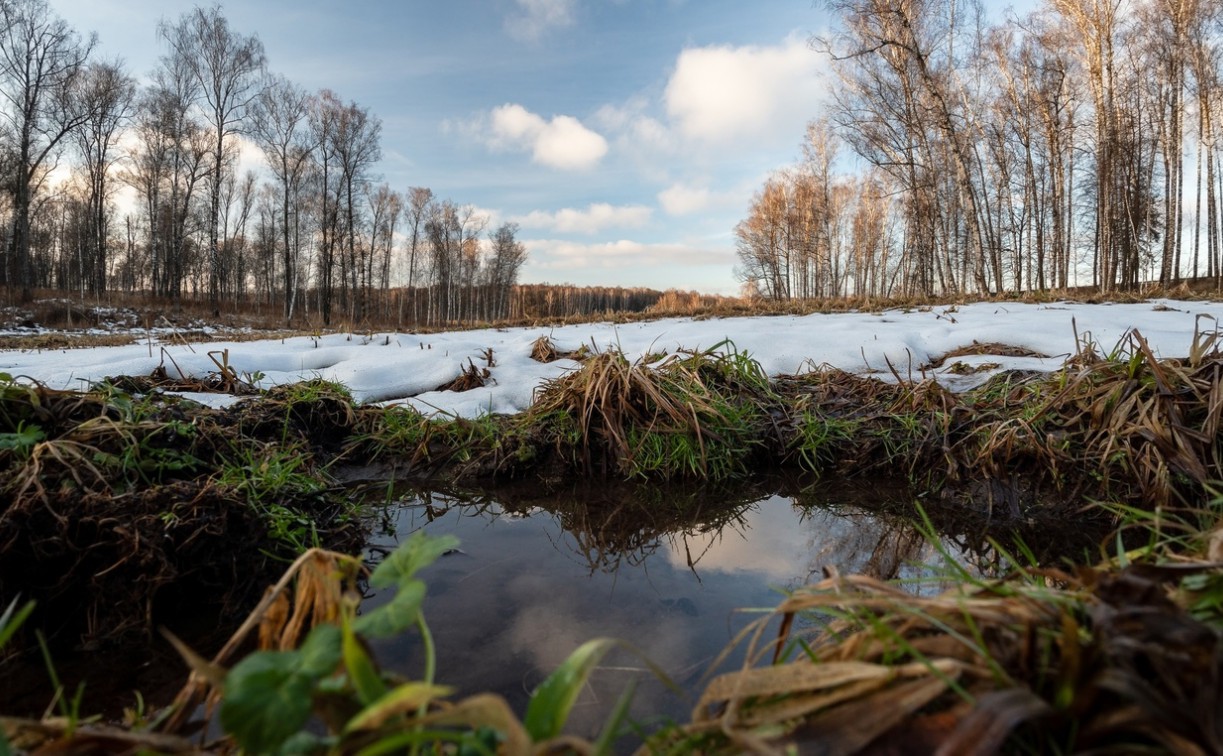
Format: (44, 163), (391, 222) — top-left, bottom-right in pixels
(1, 299), (1220, 417)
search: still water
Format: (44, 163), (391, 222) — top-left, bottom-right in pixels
(361, 478), (993, 736)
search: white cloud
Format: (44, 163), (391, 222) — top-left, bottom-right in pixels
(514, 203), (652, 235)
(532, 116), (609, 171)
(664, 36), (826, 146)
(485, 103), (608, 171)
(489, 103), (546, 146)
(505, 0), (576, 42)
(658, 183), (711, 216)
(593, 100), (674, 153)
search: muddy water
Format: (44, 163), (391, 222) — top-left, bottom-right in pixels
(361, 478), (1006, 738)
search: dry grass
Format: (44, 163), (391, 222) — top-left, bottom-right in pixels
(526, 343), (773, 478)
(649, 528), (1223, 755)
(528, 335), (590, 363)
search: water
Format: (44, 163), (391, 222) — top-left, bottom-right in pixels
(361, 477), (987, 737)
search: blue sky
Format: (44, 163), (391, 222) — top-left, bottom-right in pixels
(54, 0), (835, 294)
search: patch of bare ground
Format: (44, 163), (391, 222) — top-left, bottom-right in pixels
(0, 378), (364, 663)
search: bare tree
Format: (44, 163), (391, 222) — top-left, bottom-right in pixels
(818, 0), (993, 294)
(486, 221), (527, 319)
(329, 96), (380, 322)
(400, 186), (433, 325)
(124, 58), (210, 302)
(0, 0), (94, 301)
(365, 183), (401, 316)
(159, 4), (265, 307)
(74, 59), (135, 294)
(250, 74), (313, 320)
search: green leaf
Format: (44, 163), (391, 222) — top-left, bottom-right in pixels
(218, 627), (342, 753)
(299, 624), (343, 677)
(0, 424), (44, 452)
(343, 614), (387, 706)
(354, 579), (426, 639)
(0, 597), (34, 650)
(524, 638), (622, 742)
(368, 531), (459, 590)
(219, 651), (315, 754)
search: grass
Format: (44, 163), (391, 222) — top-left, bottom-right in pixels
(0, 374), (365, 647)
(524, 340), (776, 479)
(5, 317), (1223, 749)
(637, 501), (1223, 754)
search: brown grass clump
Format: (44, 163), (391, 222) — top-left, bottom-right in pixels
(529, 335), (589, 363)
(437, 358), (491, 392)
(527, 344), (775, 478)
(653, 548), (1223, 755)
(774, 325), (1223, 514)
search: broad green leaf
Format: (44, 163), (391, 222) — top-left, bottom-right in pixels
(219, 651), (314, 754)
(353, 579), (426, 638)
(524, 638), (621, 742)
(298, 624), (343, 677)
(368, 531), (459, 589)
(218, 628), (343, 753)
(344, 681), (454, 733)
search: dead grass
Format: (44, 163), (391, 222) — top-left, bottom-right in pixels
(528, 335), (590, 363)
(437, 358), (491, 393)
(647, 510), (1223, 755)
(526, 343), (774, 478)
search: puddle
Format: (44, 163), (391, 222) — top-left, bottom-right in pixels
(361, 477), (1013, 738)
(0, 474), (1101, 736)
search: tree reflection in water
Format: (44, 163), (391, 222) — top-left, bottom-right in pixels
(363, 475), (1104, 737)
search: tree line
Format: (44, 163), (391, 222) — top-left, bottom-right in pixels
(737, 0), (1223, 301)
(0, 0), (527, 326)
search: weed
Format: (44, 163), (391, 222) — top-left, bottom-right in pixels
(217, 442), (329, 552)
(354, 404), (431, 460)
(789, 410), (859, 473)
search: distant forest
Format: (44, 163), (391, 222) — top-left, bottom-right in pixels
(736, 0), (1223, 301)
(6, 1), (1219, 327)
(0, 1), (540, 326)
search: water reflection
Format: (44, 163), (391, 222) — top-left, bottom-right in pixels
(361, 478), (1009, 738)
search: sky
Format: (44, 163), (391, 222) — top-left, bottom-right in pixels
(5, 299), (1219, 414)
(50, 0), (840, 295)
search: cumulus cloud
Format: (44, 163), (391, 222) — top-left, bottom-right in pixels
(505, 0), (575, 42)
(514, 203), (652, 235)
(593, 101), (674, 153)
(658, 183), (711, 216)
(664, 36), (826, 145)
(485, 103), (608, 171)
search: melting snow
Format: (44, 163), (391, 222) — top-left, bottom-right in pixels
(2, 299), (1220, 418)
